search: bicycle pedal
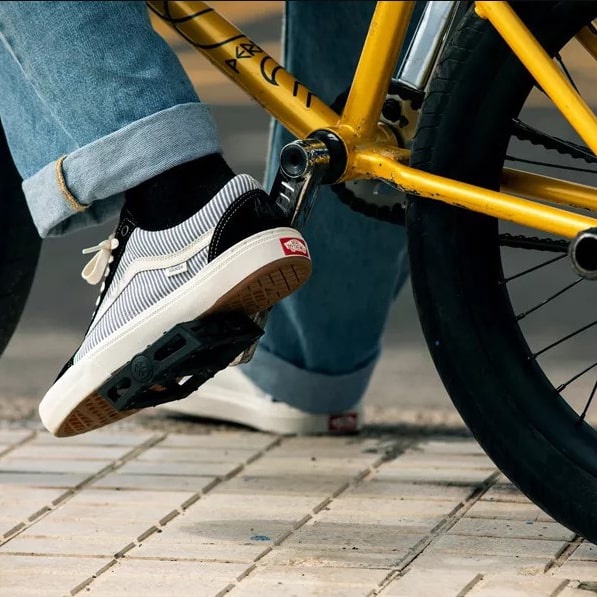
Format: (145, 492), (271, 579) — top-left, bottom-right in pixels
(97, 312), (264, 411)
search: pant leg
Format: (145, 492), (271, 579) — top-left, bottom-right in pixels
(0, 1), (221, 237)
(242, 1), (410, 413)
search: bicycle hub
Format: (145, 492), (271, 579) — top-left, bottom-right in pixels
(570, 228), (597, 280)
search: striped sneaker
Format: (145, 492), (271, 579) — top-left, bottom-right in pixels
(160, 366), (364, 436)
(39, 174), (311, 437)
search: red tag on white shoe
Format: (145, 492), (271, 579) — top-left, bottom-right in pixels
(280, 237), (309, 257)
(328, 412), (359, 433)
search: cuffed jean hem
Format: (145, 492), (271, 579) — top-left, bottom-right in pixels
(242, 344), (377, 414)
(22, 102), (222, 237)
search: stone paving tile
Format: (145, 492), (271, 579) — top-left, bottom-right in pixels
(349, 480), (474, 502)
(409, 552), (550, 575)
(284, 520), (425, 553)
(212, 473), (359, 496)
(275, 435), (383, 453)
(158, 432), (273, 449)
(230, 566), (389, 597)
(214, 439), (382, 498)
(316, 498), (458, 532)
(264, 544), (409, 569)
(145, 517), (292, 552)
(448, 518), (575, 542)
(115, 490), (316, 561)
(428, 534), (566, 559)
(0, 471), (88, 488)
(87, 559), (247, 596)
(570, 542), (597, 561)
(468, 500), (553, 522)
(245, 458), (376, 477)
(0, 430), (32, 444)
(1, 488), (192, 556)
(417, 439), (487, 455)
(91, 473), (216, 491)
(115, 459), (238, 477)
(384, 451), (495, 470)
(468, 573), (568, 596)
(559, 586), (592, 597)
(0, 554), (106, 596)
(135, 447), (259, 463)
(374, 466), (495, 485)
(188, 492), (323, 516)
(40, 487), (191, 519)
(1, 431), (586, 595)
(0, 458), (114, 475)
(132, 539), (266, 563)
(383, 568), (480, 596)
(483, 480), (535, 504)
(30, 430), (156, 446)
(551, 561), (597, 582)
(2, 532), (143, 557)
(9, 444), (133, 461)
(0, 486), (66, 518)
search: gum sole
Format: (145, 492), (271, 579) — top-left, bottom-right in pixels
(54, 257), (311, 437)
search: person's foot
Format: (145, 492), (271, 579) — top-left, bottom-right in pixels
(40, 174), (312, 437)
(159, 366), (364, 435)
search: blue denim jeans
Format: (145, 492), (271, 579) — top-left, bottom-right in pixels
(0, 1), (409, 412)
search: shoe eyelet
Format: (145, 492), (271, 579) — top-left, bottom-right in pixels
(120, 224), (130, 236)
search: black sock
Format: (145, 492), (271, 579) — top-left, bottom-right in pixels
(124, 154), (235, 230)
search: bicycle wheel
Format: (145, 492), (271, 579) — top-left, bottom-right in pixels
(0, 124), (41, 357)
(407, 1), (597, 540)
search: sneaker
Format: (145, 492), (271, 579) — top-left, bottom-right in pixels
(39, 175), (312, 437)
(159, 366), (364, 435)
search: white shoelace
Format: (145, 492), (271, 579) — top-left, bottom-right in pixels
(81, 235), (119, 287)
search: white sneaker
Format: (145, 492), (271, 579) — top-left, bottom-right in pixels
(40, 175), (312, 437)
(160, 366), (364, 435)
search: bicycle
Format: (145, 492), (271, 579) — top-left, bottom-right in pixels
(2, 0), (597, 543)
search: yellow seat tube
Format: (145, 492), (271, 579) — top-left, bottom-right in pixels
(339, 1), (415, 141)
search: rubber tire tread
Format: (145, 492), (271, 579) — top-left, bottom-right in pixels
(0, 125), (41, 358)
(407, 1), (597, 541)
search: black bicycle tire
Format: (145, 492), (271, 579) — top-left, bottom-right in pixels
(0, 124), (42, 358)
(407, 1), (597, 540)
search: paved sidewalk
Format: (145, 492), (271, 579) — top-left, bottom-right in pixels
(1, 426), (597, 596)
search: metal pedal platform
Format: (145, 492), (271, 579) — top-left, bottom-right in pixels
(97, 312), (264, 411)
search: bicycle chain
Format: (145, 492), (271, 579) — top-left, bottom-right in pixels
(511, 118), (597, 164)
(499, 233), (569, 253)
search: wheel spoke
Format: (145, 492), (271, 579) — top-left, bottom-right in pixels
(578, 377), (597, 424)
(501, 254), (567, 284)
(531, 319), (597, 359)
(516, 278), (583, 321)
(556, 361), (597, 393)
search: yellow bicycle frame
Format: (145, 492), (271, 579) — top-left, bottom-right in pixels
(148, 1), (597, 240)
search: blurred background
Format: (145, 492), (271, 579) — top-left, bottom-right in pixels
(0, 2), (595, 431)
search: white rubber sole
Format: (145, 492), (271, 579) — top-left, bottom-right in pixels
(160, 369), (364, 436)
(40, 228), (311, 437)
